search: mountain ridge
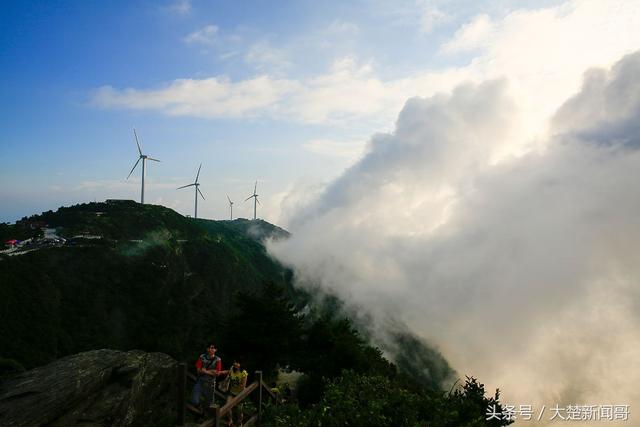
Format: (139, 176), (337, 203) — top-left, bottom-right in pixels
(0, 201), (293, 372)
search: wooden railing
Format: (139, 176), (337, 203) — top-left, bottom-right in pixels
(176, 363), (278, 426)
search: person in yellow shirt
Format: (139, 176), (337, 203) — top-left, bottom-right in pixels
(226, 359), (248, 426)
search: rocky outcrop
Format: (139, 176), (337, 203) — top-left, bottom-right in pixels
(0, 349), (177, 427)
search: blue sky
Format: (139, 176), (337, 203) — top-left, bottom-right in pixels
(1, 0), (637, 223)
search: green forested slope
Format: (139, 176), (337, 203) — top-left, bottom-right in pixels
(0, 202), (291, 370)
(1, 202), (512, 426)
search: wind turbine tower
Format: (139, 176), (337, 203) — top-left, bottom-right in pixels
(126, 129), (160, 204)
(227, 195), (234, 220)
(244, 181), (260, 220)
(178, 163), (205, 218)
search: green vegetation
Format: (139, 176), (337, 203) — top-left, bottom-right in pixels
(264, 373), (511, 426)
(222, 282), (304, 377)
(0, 221), (42, 242)
(1, 202), (511, 425)
(226, 283), (511, 426)
(0, 202), (293, 370)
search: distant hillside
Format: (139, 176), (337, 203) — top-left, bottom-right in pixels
(9, 200), (289, 242)
(0, 201), (293, 371)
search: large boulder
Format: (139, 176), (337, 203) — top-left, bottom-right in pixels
(0, 349), (177, 427)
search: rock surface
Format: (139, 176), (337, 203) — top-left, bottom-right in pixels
(0, 349), (177, 427)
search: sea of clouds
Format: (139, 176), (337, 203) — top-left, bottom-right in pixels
(268, 51), (640, 425)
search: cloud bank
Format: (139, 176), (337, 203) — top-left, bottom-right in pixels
(268, 51), (640, 425)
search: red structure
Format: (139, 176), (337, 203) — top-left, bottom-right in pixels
(5, 239), (19, 248)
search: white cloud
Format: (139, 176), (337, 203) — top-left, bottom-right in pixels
(303, 138), (367, 160)
(447, 0), (640, 136)
(91, 56), (402, 123)
(183, 25), (219, 46)
(284, 57), (395, 124)
(95, 0), (640, 135)
(417, 1), (449, 33)
(266, 181), (329, 228)
(551, 58), (640, 145)
(269, 51), (640, 422)
(93, 75), (300, 119)
(441, 14), (492, 53)
(219, 50), (241, 61)
(166, 0), (191, 15)
(244, 41), (292, 72)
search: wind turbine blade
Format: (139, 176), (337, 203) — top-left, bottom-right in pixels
(256, 198), (261, 206)
(244, 195), (253, 202)
(254, 181), (257, 195)
(133, 128), (142, 156)
(198, 187), (205, 200)
(177, 183), (195, 189)
(195, 163), (202, 183)
(147, 157), (161, 162)
(127, 157), (141, 179)
(227, 194), (231, 204)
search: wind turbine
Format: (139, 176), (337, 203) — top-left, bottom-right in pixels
(227, 195), (234, 220)
(244, 181), (260, 220)
(126, 129), (160, 204)
(178, 163), (205, 218)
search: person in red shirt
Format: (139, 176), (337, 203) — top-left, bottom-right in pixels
(191, 343), (227, 407)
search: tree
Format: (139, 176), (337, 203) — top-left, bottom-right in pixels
(222, 282), (304, 377)
(264, 372), (513, 427)
(295, 316), (393, 405)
